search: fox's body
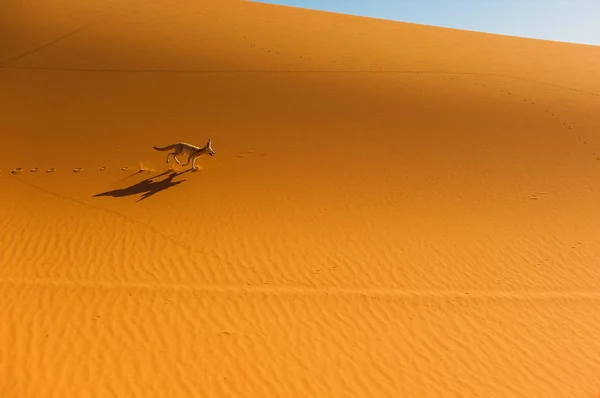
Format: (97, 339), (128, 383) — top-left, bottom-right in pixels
(153, 139), (215, 170)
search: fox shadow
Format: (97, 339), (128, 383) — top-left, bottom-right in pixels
(93, 169), (192, 202)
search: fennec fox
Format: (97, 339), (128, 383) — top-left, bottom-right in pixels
(153, 139), (215, 171)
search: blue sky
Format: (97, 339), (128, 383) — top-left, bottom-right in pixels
(252, 0), (600, 46)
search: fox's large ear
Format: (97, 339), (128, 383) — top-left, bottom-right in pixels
(207, 138), (212, 146)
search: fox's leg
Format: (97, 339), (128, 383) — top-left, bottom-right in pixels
(191, 156), (199, 171)
(182, 153), (195, 167)
(166, 152), (181, 165)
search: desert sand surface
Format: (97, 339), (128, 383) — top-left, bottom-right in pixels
(2, 0), (600, 396)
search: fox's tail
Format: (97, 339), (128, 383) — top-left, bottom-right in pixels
(153, 144), (175, 151)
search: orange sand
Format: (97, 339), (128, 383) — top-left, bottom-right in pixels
(2, 0), (600, 396)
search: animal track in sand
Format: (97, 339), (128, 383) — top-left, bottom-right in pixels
(499, 82), (598, 163)
(235, 28), (315, 62)
(487, 81), (599, 190)
(9, 165), (176, 174)
(530, 192), (550, 200)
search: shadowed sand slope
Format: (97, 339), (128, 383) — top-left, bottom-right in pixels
(2, 0), (600, 397)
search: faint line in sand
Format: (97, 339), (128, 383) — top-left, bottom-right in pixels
(0, 27), (85, 66)
(3, 277), (600, 302)
(0, 65), (598, 96)
(4, 173), (231, 268)
(5, 175), (600, 303)
(0, 11), (118, 66)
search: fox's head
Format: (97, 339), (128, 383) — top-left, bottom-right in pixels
(205, 138), (215, 156)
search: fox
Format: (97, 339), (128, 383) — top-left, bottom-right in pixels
(153, 139), (215, 171)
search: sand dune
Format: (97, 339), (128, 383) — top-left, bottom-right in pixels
(2, 0), (600, 396)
